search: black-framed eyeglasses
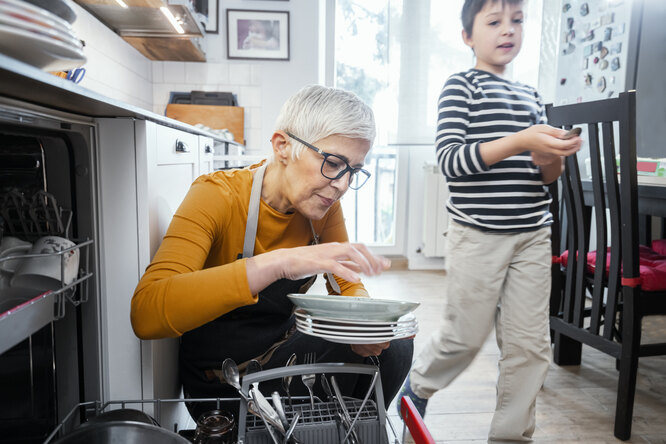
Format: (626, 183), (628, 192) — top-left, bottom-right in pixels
(285, 131), (371, 190)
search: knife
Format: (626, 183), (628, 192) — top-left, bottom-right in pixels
(330, 376), (362, 444)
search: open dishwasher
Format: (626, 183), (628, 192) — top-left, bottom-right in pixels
(43, 362), (403, 444)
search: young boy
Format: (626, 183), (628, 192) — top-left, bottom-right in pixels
(398, 0), (581, 441)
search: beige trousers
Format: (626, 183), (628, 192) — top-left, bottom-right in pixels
(411, 221), (552, 443)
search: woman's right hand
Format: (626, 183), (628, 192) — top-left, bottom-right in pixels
(246, 242), (390, 295)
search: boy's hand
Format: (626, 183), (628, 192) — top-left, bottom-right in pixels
(518, 124), (582, 158)
(531, 151), (561, 166)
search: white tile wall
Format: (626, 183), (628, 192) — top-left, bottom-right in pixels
(152, 61), (263, 149)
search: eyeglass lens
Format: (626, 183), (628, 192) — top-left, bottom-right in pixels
(320, 155), (369, 189)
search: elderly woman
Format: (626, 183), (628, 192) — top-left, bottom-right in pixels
(131, 85), (414, 419)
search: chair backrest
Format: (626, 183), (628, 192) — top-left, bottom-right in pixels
(546, 91), (639, 340)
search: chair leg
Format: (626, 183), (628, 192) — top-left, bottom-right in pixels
(614, 349), (639, 440)
(553, 332), (582, 365)
(613, 293), (641, 441)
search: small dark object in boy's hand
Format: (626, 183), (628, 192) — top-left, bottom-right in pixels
(561, 127), (581, 139)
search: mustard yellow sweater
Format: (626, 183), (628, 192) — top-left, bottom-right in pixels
(131, 166), (367, 339)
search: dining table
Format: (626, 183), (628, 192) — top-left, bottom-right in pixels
(581, 178), (666, 244)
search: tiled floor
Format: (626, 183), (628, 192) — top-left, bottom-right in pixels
(351, 270), (666, 444)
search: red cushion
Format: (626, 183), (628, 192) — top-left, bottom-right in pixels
(559, 246), (666, 292)
(652, 239), (666, 256)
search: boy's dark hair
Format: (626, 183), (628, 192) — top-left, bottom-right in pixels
(461, 0), (524, 37)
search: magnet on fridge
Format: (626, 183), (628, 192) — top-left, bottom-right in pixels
(593, 41), (602, 52)
(607, 90), (614, 98)
(562, 42), (576, 55)
(613, 23), (625, 35)
(593, 56), (599, 64)
(599, 59), (609, 70)
(580, 3), (589, 16)
(563, 3), (571, 13)
(582, 29), (595, 42)
(560, 78), (567, 85)
(582, 57), (589, 69)
(611, 57), (620, 71)
(566, 29), (576, 42)
(611, 42), (622, 54)
(601, 12), (615, 26)
(583, 44), (593, 57)
(600, 46), (609, 58)
(567, 17), (574, 29)
(597, 76), (606, 93)
(610, 76), (616, 84)
(604, 27), (612, 41)
(584, 73), (593, 86)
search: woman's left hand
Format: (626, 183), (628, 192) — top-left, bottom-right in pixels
(351, 342), (390, 357)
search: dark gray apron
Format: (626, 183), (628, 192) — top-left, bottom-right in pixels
(180, 164), (339, 394)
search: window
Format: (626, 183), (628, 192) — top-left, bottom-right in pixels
(335, 0), (543, 251)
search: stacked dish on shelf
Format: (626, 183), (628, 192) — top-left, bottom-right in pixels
(288, 294), (419, 344)
(0, 0), (85, 71)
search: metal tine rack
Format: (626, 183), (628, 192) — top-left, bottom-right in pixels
(239, 362), (395, 444)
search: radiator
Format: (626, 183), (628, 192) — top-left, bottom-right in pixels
(422, 164), (449, 257)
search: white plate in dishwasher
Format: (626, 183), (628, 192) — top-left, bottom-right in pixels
(288, 293), (419, 322)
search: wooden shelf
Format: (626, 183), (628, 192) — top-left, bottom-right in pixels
(123, 36), (205, 62)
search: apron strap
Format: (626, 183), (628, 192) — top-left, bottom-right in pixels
(309, 221), (341, 294)
(242, 164), (266, 258)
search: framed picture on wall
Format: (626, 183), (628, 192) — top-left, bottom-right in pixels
(226, 9), (290, 60)
(205, 0), (219, 34)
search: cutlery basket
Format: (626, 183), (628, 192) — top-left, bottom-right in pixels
(238, 363), (391, 444)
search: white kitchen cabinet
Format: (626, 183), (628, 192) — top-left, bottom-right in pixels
(96, 118), (209, 429)
(199, 135), (215, 175)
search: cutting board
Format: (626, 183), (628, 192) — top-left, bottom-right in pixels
(166, 104), (245, 144)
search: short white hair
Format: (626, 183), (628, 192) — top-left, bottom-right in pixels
(273, 85), (376, 159)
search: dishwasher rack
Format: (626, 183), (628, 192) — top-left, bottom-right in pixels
(43, 363), (401, 444)
(239, 362), (393, 444)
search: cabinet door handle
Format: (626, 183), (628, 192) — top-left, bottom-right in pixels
(175, 139), (190, 153)
(204, 145), (213, 154)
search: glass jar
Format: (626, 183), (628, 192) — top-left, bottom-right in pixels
(192, 410), (235, 444)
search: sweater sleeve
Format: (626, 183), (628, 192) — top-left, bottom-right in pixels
(435, 74), (489, 179)
(317, 202), (369, 297)
(131, 178), (257, 340)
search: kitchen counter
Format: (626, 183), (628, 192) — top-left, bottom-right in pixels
(0, 53), (241, 146)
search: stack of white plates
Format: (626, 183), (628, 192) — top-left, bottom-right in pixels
(294, 309), (418, 344)
(0, 0), (85, 71)
(288, 294), (420, 344)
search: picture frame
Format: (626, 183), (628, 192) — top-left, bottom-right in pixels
(226, 9), (290, 61)
(205, 0), (219, 34)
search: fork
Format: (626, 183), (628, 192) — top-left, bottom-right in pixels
(301, 352), (316, 411)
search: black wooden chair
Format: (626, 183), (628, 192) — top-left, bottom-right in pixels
(547, 90), (666, 440)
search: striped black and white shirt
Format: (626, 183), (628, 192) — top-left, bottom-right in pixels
(436, 69), (552, 232)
